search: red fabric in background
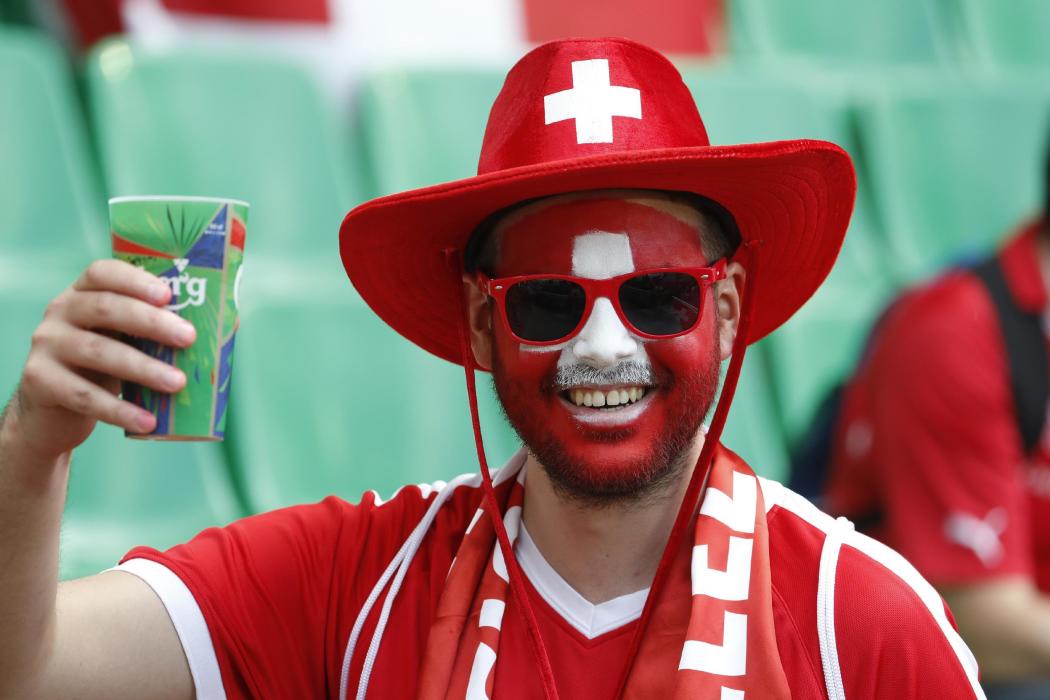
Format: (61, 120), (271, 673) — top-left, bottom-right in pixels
(59, 0), (124, 49)
(161, 0), (330, 24)
(522, 0), (722, 55)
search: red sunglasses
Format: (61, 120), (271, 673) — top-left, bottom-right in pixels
(478, 260), (727, 346)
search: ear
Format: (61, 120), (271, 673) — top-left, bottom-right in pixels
(462, 274), (494, 371)
(714, 261), (746, 362)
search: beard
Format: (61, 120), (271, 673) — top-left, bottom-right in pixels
(490, 331), (722, 508)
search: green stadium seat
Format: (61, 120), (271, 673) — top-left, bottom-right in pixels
(682, 64), (893, 444)
(858, 78), (1050, 282)
(958, 0), (1050, 69)
(355, 68), (505, 196)
(227, 289), (520, 512)
(347, 66), (526, 499)
(0, 0), (36, 26)
(62, 430), (245, 579)
(762, 273), (886, 446)
(0, 27), (105, 273)
(719, 349), (790, 482)
(85, 38), (362, 269)
(0, 291), (44, 405)
(728, 0), (954, 66)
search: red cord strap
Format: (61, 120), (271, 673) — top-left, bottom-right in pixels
(444, 249), (561, 700)
(614, 239), (763, 696)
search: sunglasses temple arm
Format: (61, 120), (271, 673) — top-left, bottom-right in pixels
(614, 239), (762, 694)
(442, 248), (561, 700)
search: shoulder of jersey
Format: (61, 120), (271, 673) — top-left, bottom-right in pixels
(759, 477), (985, 698)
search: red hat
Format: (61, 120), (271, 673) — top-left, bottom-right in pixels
(339, 37), (856, 366)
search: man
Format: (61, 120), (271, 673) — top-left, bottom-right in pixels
(1, 38), (982, 698)
(826, 136), (1050, 696)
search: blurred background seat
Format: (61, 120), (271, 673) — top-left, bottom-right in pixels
(682, 64), (894, 448)
(229, 288), (519, 512)
(719, 353), (788, 481)
(728, 0), (955, 67)
(0, 26), (105, 282)
(84, 38), (363, 278)
(225, 66), (521, 513)
(62, 432), (245, 579)
(355, 68), (505, 197)
(858, 78), (1050, 282)
(958, 0), (1050, 71)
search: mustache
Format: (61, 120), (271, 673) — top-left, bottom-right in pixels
(550, 361), (656, 390)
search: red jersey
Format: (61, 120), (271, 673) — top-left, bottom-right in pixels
(118, 448), (982, 698)
(827, 221), (1050, 592)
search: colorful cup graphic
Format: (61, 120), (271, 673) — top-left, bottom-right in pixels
(110, 196), (248, 440)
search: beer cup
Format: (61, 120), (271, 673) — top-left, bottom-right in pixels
(110, 196), (248, 440)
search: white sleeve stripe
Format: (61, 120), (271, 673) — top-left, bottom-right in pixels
(840, 531), (987, 699)
(817, 517), (853, 700)
(770, 484), (987, 699)
(109, 558), (227, 700)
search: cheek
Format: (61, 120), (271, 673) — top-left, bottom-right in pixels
(491, 326), (560, 386)
(647, 312), (719, 375)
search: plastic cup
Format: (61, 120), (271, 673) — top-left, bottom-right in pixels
(110, 196), (248, 441)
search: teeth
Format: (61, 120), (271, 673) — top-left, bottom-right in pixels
(568, 386), (648, 408)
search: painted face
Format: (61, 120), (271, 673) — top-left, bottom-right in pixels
(489, 194), (723, 502)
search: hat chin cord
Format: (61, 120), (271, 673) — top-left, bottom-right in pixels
(446, 248), (561, 700)
(444, 240), (760, 700)
(613, 238), (761, 696)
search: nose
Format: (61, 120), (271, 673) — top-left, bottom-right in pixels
(570, 297), (639, 367)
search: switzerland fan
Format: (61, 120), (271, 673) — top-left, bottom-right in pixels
(2, 37), (984, 699)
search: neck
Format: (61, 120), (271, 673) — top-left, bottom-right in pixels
(521, 431), (706, 605)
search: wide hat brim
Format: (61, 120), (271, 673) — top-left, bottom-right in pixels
(340, 139), (855, 367)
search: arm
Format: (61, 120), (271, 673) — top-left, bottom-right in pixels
(941, 577), (1050, 681)
(0, 260), (197, 698)
(836, 276), (1048, 682)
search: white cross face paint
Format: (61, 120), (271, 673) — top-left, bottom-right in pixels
(518, 231), (650, 370)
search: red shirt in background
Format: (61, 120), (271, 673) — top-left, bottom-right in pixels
(827, 220), (1050, 592)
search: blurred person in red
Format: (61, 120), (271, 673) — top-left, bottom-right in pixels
(1, 38), (984, 699)
(826, 129), (1050, 698)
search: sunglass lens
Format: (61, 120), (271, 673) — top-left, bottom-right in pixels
(505, 279), (586, 342)
(619, 272), (700, 336)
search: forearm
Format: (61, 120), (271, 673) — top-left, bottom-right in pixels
(943, 580), (1050, 681)
(0, 401), (71, 695)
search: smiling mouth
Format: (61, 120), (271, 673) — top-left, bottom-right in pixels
(563, 385), (648, 409)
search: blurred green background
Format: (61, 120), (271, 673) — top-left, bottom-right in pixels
(1, 0), (1049, 578)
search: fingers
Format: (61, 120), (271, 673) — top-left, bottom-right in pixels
(21, 356), (156, 433)
(55, 328), (186, 395)
(73, 259), (172, 306)
(54, 291), (196, 348)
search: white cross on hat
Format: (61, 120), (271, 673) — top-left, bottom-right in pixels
(543, 59), (642, 145)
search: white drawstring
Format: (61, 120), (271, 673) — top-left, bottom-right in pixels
(817, 516), (853, 700)
(339, 473), (477, 700)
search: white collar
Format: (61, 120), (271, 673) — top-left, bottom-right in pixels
(516, 523), (648, 640)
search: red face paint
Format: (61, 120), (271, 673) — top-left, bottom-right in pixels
(490, 195), (724, 501)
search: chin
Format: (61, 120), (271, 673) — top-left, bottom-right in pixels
(491, 348), (720, 507)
